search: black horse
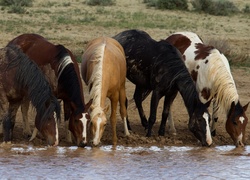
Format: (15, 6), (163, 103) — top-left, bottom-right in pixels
(113, 29), (212, 146)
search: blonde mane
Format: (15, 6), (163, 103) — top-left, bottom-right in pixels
(87, 41), (106, 117)
(207, 49), (239, 114)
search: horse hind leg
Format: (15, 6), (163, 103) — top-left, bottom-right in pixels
(21, 99), (32, 138)
(120, 89), (130, 136)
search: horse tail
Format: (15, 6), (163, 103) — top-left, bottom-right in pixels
(6, 45), (61, 124)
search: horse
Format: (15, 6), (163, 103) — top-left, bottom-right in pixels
(81, 37), (130, 146)
(7, 33), (92, 147)
(0, 45), (61, 146)
(166, 31), (249, 147)
(113, 29), (212, 146)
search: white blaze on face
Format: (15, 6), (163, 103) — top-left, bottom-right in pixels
(93, 117), (102, 146)
(239, 117), (245, 124)
(80, 113), (88, 144)
(54, 112), (59, 146)
(203, 112), (212, 146)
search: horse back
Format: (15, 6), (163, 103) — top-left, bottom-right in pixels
(81, 37), (126, 99)
(7, 33), (59, 66)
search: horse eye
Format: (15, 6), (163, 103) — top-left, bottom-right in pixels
(233, 121), (237, 125)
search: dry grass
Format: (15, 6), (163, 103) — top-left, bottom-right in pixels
(0, 0), (249, 65)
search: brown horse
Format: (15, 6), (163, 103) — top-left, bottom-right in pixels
(81, 37), (130, 146)
(0, 45), (61, 146)
(7, 34), (92, 147)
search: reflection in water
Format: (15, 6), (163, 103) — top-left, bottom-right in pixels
(1, 145), (250, 179)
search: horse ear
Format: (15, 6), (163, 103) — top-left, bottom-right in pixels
(243, 102), (249, 112)
(228, 101), (236, 123)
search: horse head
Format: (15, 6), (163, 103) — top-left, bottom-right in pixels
(69, 99), (92, 147)
(89, 105), (109, 147)
(226, 101), (249, 147)
(189, 101), (212, 146)
(35, 99), (61, 146)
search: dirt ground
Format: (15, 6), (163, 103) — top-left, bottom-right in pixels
(2, 66), (249, 148)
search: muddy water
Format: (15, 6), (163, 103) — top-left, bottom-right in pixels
(1, 145), (250, 179)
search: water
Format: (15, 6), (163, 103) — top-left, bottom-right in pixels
(1, 144), (250, 179)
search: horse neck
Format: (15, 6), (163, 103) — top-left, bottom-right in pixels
(58, 57), (85, 113)
(176, 77), (198, 117)
(88, 43), (106, 110)
(206, 51), (239, 114)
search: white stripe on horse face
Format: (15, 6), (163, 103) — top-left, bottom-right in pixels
(54, 112), (59, 146)
(80, 113), (88, 144)
(93, 117), (102, 145)
(239, 117), (245, 124)
(203, 112), (212, 146)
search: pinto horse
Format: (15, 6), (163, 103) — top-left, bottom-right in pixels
(0, 45), (60, 146)
(113, 29), (212, 146)
(166, 31), (249, 147)
(7, 34), (92, 147)
(81, 37), (130, 146)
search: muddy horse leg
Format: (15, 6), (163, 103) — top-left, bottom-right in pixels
(146, 90), (162, 137)
(110, 94), (119, 146)
(120, 87), (130, 136)
(21, 98), (32, 138)
(159, 92), (177, 136)
(134, 86), (150, 129)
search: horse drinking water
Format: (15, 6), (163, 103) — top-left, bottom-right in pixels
(7, 34), (92, 147)
(113, 29), (212, 146)
(166, 31), (249, 147)
(81, 37), (130, 146)
(0, 45), (60, 146)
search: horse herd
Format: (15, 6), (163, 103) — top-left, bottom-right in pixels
(0, 29), (248, 148)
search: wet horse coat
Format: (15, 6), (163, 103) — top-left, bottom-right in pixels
(7, 34), (91, 147)
(113, 29), (212, 146)
(166, 31), (249, 146)
(0, 45), (60, 146)
(81, 37), (130, 146)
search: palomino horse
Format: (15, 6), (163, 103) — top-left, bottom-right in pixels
(81, 37), (130, 146)
(7, 34), (92, 147)
(0, 45), (60, 146)
(113, 29), (212, 146)
(166, 31), (249, 147)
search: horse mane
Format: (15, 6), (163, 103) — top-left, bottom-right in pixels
(5, 45), (61, 123)
(87, 42), (106, 108)
(56, 45), (85, 114)
(154, 41), (199, 116)
(207, 49), (239, 114)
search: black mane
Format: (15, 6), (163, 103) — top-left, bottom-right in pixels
(56, 45), (85, 113)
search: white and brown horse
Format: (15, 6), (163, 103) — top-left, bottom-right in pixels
(166, 32), (249, 147)
(81, 37), (130, 146)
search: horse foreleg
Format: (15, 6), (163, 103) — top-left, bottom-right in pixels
(159, 92), (177, 136)
(120, 89), (130, 136)
(21, 99), (32, 137)
(211, 100), (219, 136)
(110, 96), (119, 146)
(134, 87), (149, 129)
(146, 91), (161, 137)
(2, 102), (20, 143)
(125, 98), (132, 131)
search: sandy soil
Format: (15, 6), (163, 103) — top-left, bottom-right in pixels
(0, 0), (249, 148)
